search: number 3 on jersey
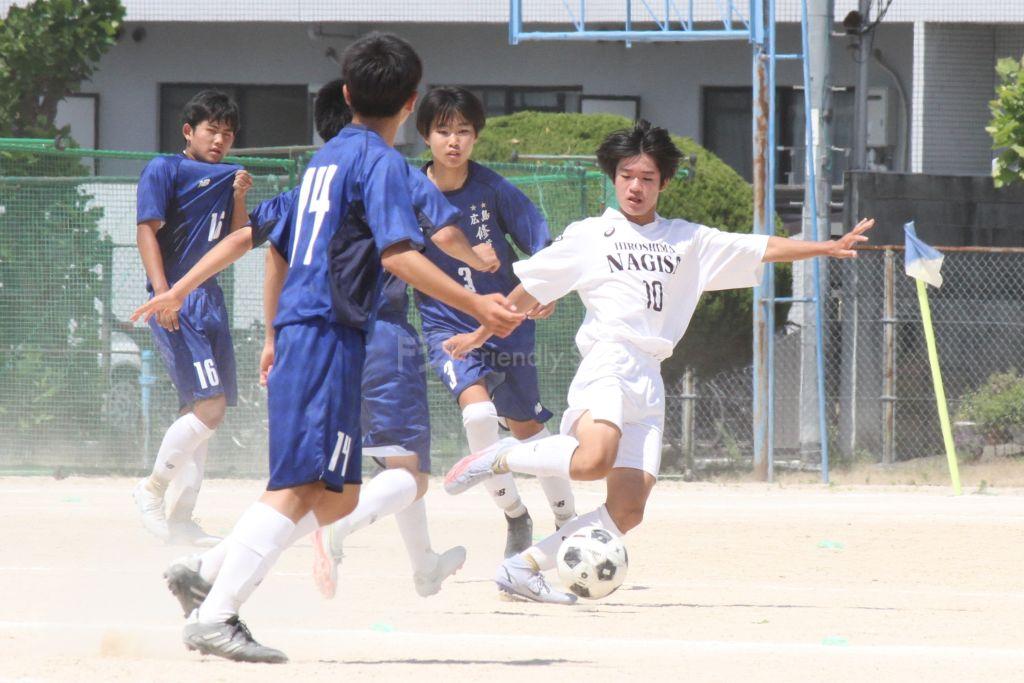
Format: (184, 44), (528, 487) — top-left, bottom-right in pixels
(457, 266), (477, 292)
(290, 164), (339, 266)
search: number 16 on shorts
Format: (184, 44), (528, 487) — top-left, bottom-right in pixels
(193, 358), (220, 389)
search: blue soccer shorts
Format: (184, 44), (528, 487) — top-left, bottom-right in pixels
(423, 328), (552, 424)
(148, 283), (237, 410)
(361, 316), (431, 473)
(266, 320), (365, 493)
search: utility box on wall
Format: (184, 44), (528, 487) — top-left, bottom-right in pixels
(866, 87), (890, 148)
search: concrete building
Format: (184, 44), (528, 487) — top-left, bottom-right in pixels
(1, 0), (1018, 182)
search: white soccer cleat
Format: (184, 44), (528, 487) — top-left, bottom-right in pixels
(444, 437), (518, 495)
(132, 479), (169, 540)
(494, 555), (577, 605)
(312, 526), (343, 599)
(413, 545), (467, 597)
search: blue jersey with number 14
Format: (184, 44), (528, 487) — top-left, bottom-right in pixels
(272, 124), (425, 331)
(249, 159), (459, 322)
(136, 154), (241, 290)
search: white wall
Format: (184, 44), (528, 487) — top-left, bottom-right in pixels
(913, 24), (1016, 177)
(85, 21), (913, 161)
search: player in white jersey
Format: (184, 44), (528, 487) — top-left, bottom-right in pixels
(443, 120), (873, 603)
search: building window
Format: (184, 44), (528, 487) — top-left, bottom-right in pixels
(159, 84), (310, 153)
(702, 86), (855, 186)
(452, 86), (583, 117)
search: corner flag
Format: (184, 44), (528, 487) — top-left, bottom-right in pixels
(904, 222), (961, 495)
(904, 221), (945, 288)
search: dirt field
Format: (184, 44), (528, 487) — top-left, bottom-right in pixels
(1, 475), (1022, 682)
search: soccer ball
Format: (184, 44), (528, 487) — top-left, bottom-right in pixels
(555, 524), (628, 599)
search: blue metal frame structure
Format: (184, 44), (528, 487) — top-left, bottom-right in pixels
(509, 0), (829, 482)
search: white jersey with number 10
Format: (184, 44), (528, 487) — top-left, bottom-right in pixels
(513, 207), (769, 362)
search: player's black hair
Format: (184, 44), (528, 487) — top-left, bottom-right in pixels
(415, 86), (486, 138)
(314, 79), (353, 142)
(181, 90), (240, 133)
(595, 119), (682, 184)
(342, 32), (422, 119)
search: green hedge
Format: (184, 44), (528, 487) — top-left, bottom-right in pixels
(473, 112), (787, 379)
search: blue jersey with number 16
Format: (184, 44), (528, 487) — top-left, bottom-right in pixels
(136, 154), (241, 291)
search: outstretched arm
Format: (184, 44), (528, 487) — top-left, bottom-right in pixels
(443, 284), (545, 359)
(131, 226), (255, 322)
(763, 218), (874, 263)
(430, 225), (500, 273)
(381, 242), (523, 337)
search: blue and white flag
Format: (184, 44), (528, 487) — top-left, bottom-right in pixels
(904, 221), (944, 288)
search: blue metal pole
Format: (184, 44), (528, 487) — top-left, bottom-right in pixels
(765, 0), (778, 482)
(800, 0), (830, 483)
(751, 0), (771, 480)
(510, 0), (520, 44)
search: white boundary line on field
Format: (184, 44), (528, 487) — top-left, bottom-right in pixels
(1, 619), (1023, 662)
(1, 565), (1021, 603)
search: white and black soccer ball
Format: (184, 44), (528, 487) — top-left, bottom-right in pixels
(555, 524), (628, 599)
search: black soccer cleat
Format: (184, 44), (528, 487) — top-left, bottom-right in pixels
(165, 555), (212, 617)
(183, 615), (288, 664)
(504, 510), (533, 558)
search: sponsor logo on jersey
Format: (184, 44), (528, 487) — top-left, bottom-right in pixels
(198, 178), (211, 188)
(604, 227), (615, 237)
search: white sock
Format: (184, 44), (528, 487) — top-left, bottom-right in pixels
(523, 505), (622, 571)
(328, 468), (417, 554)
(198, 540), (227, 583)
(167, 441), (208, 522)
(520, 428), (576, 522)
(395, 498), (437, 575)
(504, 434), (577, 479)
(198, 510), (316, 585)
(150, 413), (214, 488)
(198, 502), (294, 623)
(463, 402), (526, 517)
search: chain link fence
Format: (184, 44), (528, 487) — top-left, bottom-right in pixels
(662, 246), (1024, 475)
(0, 141), (610, 476)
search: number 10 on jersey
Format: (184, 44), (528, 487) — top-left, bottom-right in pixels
(644, 280), (664, 311)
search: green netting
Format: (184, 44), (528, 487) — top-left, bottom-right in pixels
(0, 141), (609, 476)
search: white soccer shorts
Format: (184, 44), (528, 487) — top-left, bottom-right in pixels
(559, 341), (664, 478)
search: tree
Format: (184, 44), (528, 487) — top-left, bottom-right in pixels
(473, 111), (787, 380)
(988, 56), (1024, 188)
(0, 0), (124, 137)
(0, 0), (122, 445)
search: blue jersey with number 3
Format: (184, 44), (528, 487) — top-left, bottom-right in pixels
(414, 161), (550, 336)
(136, 154), (241, 290)
(273, 125), (426, 331)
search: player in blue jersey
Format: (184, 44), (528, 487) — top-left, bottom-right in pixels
(304, 80), (498, 599)
(133, 34), (523, 663)
(132, 90), (253, 546)
(414, 87), (577, 557)
(172, 79), (493, 600)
